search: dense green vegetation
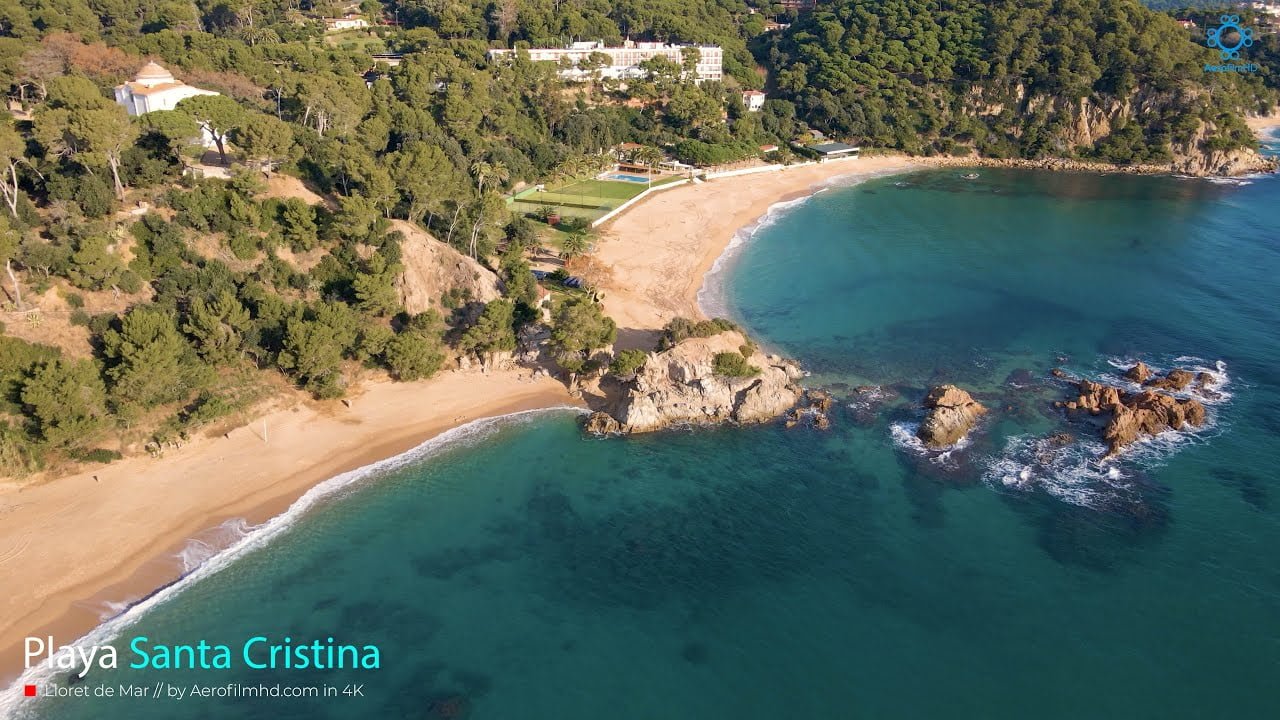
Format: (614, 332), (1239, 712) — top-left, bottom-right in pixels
(660, 316), (738, 349)
(1141, 1), (1240, 10)
(766, 0), (1276, 161)
(0, 0), (1275, 476)
(548, 295), (616, 373)
(608, 348), (648, 377)
(712, 350), (759, 378)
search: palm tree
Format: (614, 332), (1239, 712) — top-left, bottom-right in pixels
(489, 161), (510, 190)
(554, 155), (584, 184)
(560, 230), (590, 261)
(470, 160), (510, 194)
(470, 160), (494, 193)
(633, 145), (665, 187)
(467, 161), (510, 258)
(237, 25), (280, 47)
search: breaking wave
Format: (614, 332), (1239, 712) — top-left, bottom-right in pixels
(890, 421), (973, 465)
(0, 406), (583, 718)
(696, 167), (914, 319)
(697, 193), (816, 319)
(987, 434), (1131, 508)
(1100, 357), (1233, 405)
(986, 358), (1233, 508)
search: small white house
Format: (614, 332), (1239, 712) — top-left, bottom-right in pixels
(325, 15), (370, 32)
(742, 90), (766, 112)
(114, 62), (219, 116)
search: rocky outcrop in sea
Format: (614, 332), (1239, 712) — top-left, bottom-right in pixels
(1056, 364), (1209, 457)
(584, 330), (804, 434)
(916, 385), (987, 447)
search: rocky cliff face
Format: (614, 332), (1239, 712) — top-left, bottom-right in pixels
(585, 331), (804, 434)
(917, 385), (987, 447)
(391, 219), (501, 315)
(968, 85), (1276, 177)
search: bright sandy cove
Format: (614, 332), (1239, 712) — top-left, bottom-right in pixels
(595, 156), (923, 343)
(1246, 111), (1280, 136)
(0, 155), (923, 683)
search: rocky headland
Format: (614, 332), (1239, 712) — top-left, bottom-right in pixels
(916, 385), (988, 447)
(1056, 364), (1209, 457)
(584, 330), (804, 434)
(920, 151), (1276, 178)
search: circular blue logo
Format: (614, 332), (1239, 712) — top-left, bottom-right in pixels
(1206, 15), (1254, 60)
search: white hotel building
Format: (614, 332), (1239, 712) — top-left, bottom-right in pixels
(488, 41), (723, 83)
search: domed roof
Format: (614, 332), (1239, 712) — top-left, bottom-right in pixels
(135, 61), (175, 83)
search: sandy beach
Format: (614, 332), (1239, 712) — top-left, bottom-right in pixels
(1247, 111), (1280, 138)
(594, 155), (923, 347)
(0, 154), (923, 685)
(0, 371), (577, 682)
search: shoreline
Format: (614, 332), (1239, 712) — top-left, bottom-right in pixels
(0, 156), (926, 688)
(5, 136), (1270, 687)
(0, 371), (581, 684)
(1246, 110), (1280, 138)
(593, 154), (926, 343)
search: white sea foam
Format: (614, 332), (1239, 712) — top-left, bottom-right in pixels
(846, 385), (890, 411)
(95, 601), (131, 621)
(1101, 356), (1232, 405)
(695, 168), (913, 319)
(890, 421), (973, 465)
(695, 193), (814, 319)
(986, 434), (1126, 508)
(177, 517), (254, 574)
(988, 357), (1233, 508)
(0, 406), (583, 718)
(1174, 172), (1273, 185)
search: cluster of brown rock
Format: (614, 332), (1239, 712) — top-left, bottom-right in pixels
(584, 330), (805, 434)
(1056, 363), (1210, 457)
(1121, 361), (1215, 393)
(581, 337), (1217, 466)
(916, 385), (987, 447)
(922, 153), (1277, 178)
(784, 390), (834, 430)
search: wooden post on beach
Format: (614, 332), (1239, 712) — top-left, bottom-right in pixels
(263, 419), (268, 444)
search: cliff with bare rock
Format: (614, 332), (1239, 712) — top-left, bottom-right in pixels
(770, 0), (1279, 177)
(584, 331), (804, 434)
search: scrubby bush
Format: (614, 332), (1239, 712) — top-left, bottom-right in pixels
(70, 448), (123, 464)
(660, 317), (737, 349)
(609, 349), (648, 378)
(712, 352), (760, 378)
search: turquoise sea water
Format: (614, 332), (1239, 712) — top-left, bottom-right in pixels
(11, 166), (1280, 719)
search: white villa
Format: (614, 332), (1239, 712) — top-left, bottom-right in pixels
(114, 62), (219, 116)
(742, 90), (766, 112)
(488, 41), (723, 83)
(324, 15), (370, 32)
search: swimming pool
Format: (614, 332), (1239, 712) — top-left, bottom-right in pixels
(607, 173), (651, 183)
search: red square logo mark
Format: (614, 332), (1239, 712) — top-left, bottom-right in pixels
(23, 685), (36, 697)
